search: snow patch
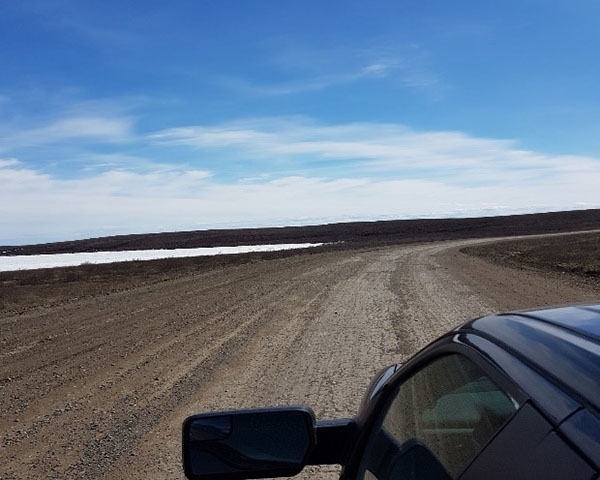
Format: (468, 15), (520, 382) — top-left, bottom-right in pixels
(0, 243), (324, 272)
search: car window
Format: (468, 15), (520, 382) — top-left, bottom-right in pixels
(357, 354), (519, 480)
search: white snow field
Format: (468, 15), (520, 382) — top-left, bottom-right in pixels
(0, 243), (324, 272)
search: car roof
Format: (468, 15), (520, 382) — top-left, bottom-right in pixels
(460, 303), (600, 413)
(513, 304), (600, 341)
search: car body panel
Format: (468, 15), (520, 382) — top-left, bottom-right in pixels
(559, 409), (600, 469)
(515, 304), (600, 341)
(466, 312), (600, 412)
(457, 333), (581, 424)
(460, 404), (596, 480)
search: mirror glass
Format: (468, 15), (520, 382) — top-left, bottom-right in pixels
(184, 408), (314, 479)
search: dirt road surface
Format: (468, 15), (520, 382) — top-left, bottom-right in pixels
(1, 236), (599, 479)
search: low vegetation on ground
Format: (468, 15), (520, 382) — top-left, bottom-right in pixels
(462, 232), (600, 287)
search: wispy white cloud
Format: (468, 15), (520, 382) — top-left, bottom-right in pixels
(0, 115), (132, 152)
(0, 162), (212, 198)
(150, 117), (600, 185)
(221, 43), (437, 95)
(222, 60), (402, 95)
(0, 92), (147, 158)
(78, 153), (197, 174)
(0, 152), (598, 244)
(0, 157), (20, 168)
(4, 2), (141, 49)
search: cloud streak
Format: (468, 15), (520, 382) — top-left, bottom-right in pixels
(0, 115), (132, 152)
(151, 117), (600, 185)
(221, 60), (405, 95)
(220, 44), (438, 96)
(1, 157), (599, 244)
(0, 157), (20, 168)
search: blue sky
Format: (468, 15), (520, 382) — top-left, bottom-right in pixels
(1, 0), (599, 244)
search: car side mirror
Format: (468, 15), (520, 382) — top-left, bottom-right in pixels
(182, 406), (316, 479)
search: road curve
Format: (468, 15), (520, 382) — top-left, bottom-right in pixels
(1, 236), (598, 479)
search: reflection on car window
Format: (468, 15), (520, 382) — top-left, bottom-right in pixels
(358, 354), (519, 479)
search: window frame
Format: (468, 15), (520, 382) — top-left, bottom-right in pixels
(342, 334), (528, 480)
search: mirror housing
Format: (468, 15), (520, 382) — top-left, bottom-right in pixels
(182, 406), (316, 480)
(181, 366), (405, 479)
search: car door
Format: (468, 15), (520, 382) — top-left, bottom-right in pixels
(458, 402), (596, 479)
(353, 353), (521, 480)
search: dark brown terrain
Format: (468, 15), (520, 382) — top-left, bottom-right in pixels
(463, 230), (600, 288)
(1, 212), (599, 480)
(2, 208), (600, 255)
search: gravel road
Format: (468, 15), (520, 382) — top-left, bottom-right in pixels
(1, 236), (598, 479)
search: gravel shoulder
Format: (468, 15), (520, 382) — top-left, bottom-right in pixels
(1, 235), (599, 479)
(461, 230), (600, 289)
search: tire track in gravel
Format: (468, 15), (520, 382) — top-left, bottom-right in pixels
(1, 235), (598, 480)
(1, 251), (371, 479)
(112, 249), (403, 480)
(389, 235), (598, 356)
